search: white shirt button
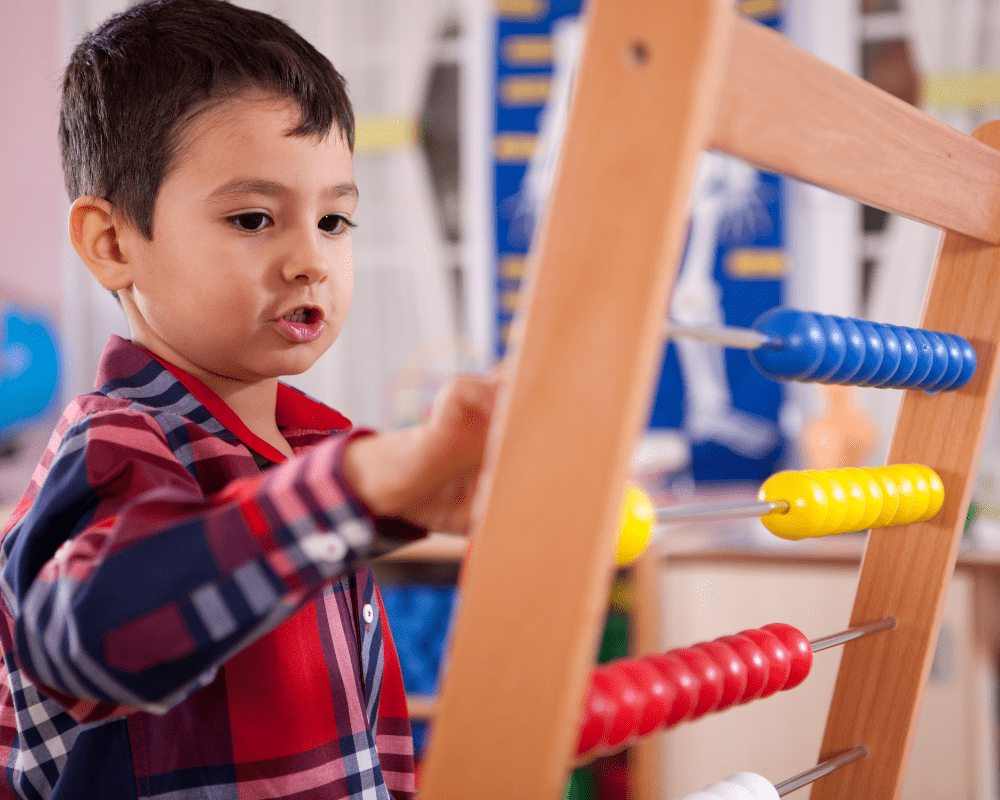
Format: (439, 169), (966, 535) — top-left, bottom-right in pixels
(363, 603), (375, 624)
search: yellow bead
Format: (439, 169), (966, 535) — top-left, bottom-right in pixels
(841, 467), (883, 530)
(908, 464), (945, 521)
(869, 468), (900, 528)
(881, 466), (915, 526)
(617, 485), (655, 566)
(804, 470), (849, 535)
(759, 471), (829, 540)
(894, 464), (930, 522)
(827, 469), (867, 533)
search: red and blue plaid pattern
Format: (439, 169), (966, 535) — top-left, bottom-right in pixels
(0, 336), (418, 799)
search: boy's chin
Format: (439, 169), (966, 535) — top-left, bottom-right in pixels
(272, 346), (331, 376)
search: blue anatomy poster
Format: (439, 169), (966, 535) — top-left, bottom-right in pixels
(492, 0), (787, 482)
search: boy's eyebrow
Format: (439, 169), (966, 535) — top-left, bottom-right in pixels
(207, 178), (359, 202)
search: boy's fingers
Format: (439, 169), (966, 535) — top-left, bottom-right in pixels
(439, 371), (500, 420)
(468, 373), (500, 415)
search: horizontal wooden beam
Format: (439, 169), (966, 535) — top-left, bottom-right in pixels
(712, 17), (1000, 243)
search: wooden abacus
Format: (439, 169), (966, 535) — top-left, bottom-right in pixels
(418, 1), (1000, 798)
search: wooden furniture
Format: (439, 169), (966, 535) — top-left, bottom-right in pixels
(658, 530), (1000, 799)
(385, 529), (1000, 797)
(417, 1), (1000, 797)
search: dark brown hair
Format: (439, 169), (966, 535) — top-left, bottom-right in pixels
(59, 0), (355, 239)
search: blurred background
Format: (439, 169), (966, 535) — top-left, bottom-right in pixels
(3, 0), (1000, 797)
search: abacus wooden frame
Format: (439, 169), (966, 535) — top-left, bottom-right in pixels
(417, 2), (1000, 799)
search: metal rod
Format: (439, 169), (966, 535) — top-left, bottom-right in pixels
(774, 745), (868, 796)
(810, 616), (897, 652)
(665, 320), (782, 351)
(655, 498), (788, 524)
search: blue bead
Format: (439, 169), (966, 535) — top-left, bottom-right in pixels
(826, 317), (865, 384)
(926, 333), (964, 391)
(897, 328), (935, 389)
(861, 324), (902, 387)
(933, 333), (974, 391)
(951, 336), (977, 389)
(848, 320), (884, 385)
(749, 308), (826, 380)
(858, 322), (902, 386)
(808, 314), (847, 381)
(877, 325), (917, 387)
(918, 331), (949, 389)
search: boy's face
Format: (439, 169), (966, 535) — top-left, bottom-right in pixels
(117, 93), (357, 387)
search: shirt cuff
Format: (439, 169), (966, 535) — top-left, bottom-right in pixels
(332, 428), (428, 548)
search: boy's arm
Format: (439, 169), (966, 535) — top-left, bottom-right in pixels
(1, 373), (497, 722)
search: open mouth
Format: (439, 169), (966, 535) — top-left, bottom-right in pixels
(282, 307), (321, 324)
(274, 306), (326, 343)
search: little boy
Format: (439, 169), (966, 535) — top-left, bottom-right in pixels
(0, 1), (497, 798)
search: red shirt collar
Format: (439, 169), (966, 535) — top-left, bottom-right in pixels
(139, 345), (351, 465)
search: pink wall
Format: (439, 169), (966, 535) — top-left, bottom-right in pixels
(0, 0), (68, 506)
(0, 0), (67, 315)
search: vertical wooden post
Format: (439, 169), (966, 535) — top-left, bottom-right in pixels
(812, 123), (1000, 799)
(418, 1), (733, 796)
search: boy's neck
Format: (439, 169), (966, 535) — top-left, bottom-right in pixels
(134, 337), (294, 460)
(206, 377), (294, 460)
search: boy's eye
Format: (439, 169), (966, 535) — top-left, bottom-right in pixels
(228, 212), (271, 232)
(318, 214), (355, 234)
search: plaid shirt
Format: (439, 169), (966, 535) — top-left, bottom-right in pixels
(0, 336), (420, 800)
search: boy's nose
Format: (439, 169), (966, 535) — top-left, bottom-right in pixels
(282, 234), (327, 283)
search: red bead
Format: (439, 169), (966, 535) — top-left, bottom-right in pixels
(674, 647), (724, 719)
(646, 652), (699, 726)
(593, 665), (643, 750)
(620, 659), (674, 736)
(715, 634), (768, 704)
(576, 674), (615, 756)
(761, 622), (813, 690)
(693, 640), (747, 713)
(737, 629), (790, 698)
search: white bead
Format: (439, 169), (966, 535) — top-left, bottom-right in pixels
(725, 772), (780, 800)
(703, 780), (757, 800)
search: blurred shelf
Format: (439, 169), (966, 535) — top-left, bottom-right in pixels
(661, 526), (1000, 571)
(380, 532), (468, 563)
(407, 693), (437, 720)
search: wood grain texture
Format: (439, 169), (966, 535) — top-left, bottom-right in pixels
(712, 17), (1000, 243)
(812, 122), (1000, 799)
(417, 1), (733, 796)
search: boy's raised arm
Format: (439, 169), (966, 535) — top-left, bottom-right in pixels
(0, 372), (497, 723)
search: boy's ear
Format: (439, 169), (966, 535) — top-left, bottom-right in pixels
(68, 196), (134, 291)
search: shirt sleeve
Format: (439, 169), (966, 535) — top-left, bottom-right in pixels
(0, 406), (426, 722)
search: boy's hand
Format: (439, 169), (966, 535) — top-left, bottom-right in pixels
(341, 370), (501, 534)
